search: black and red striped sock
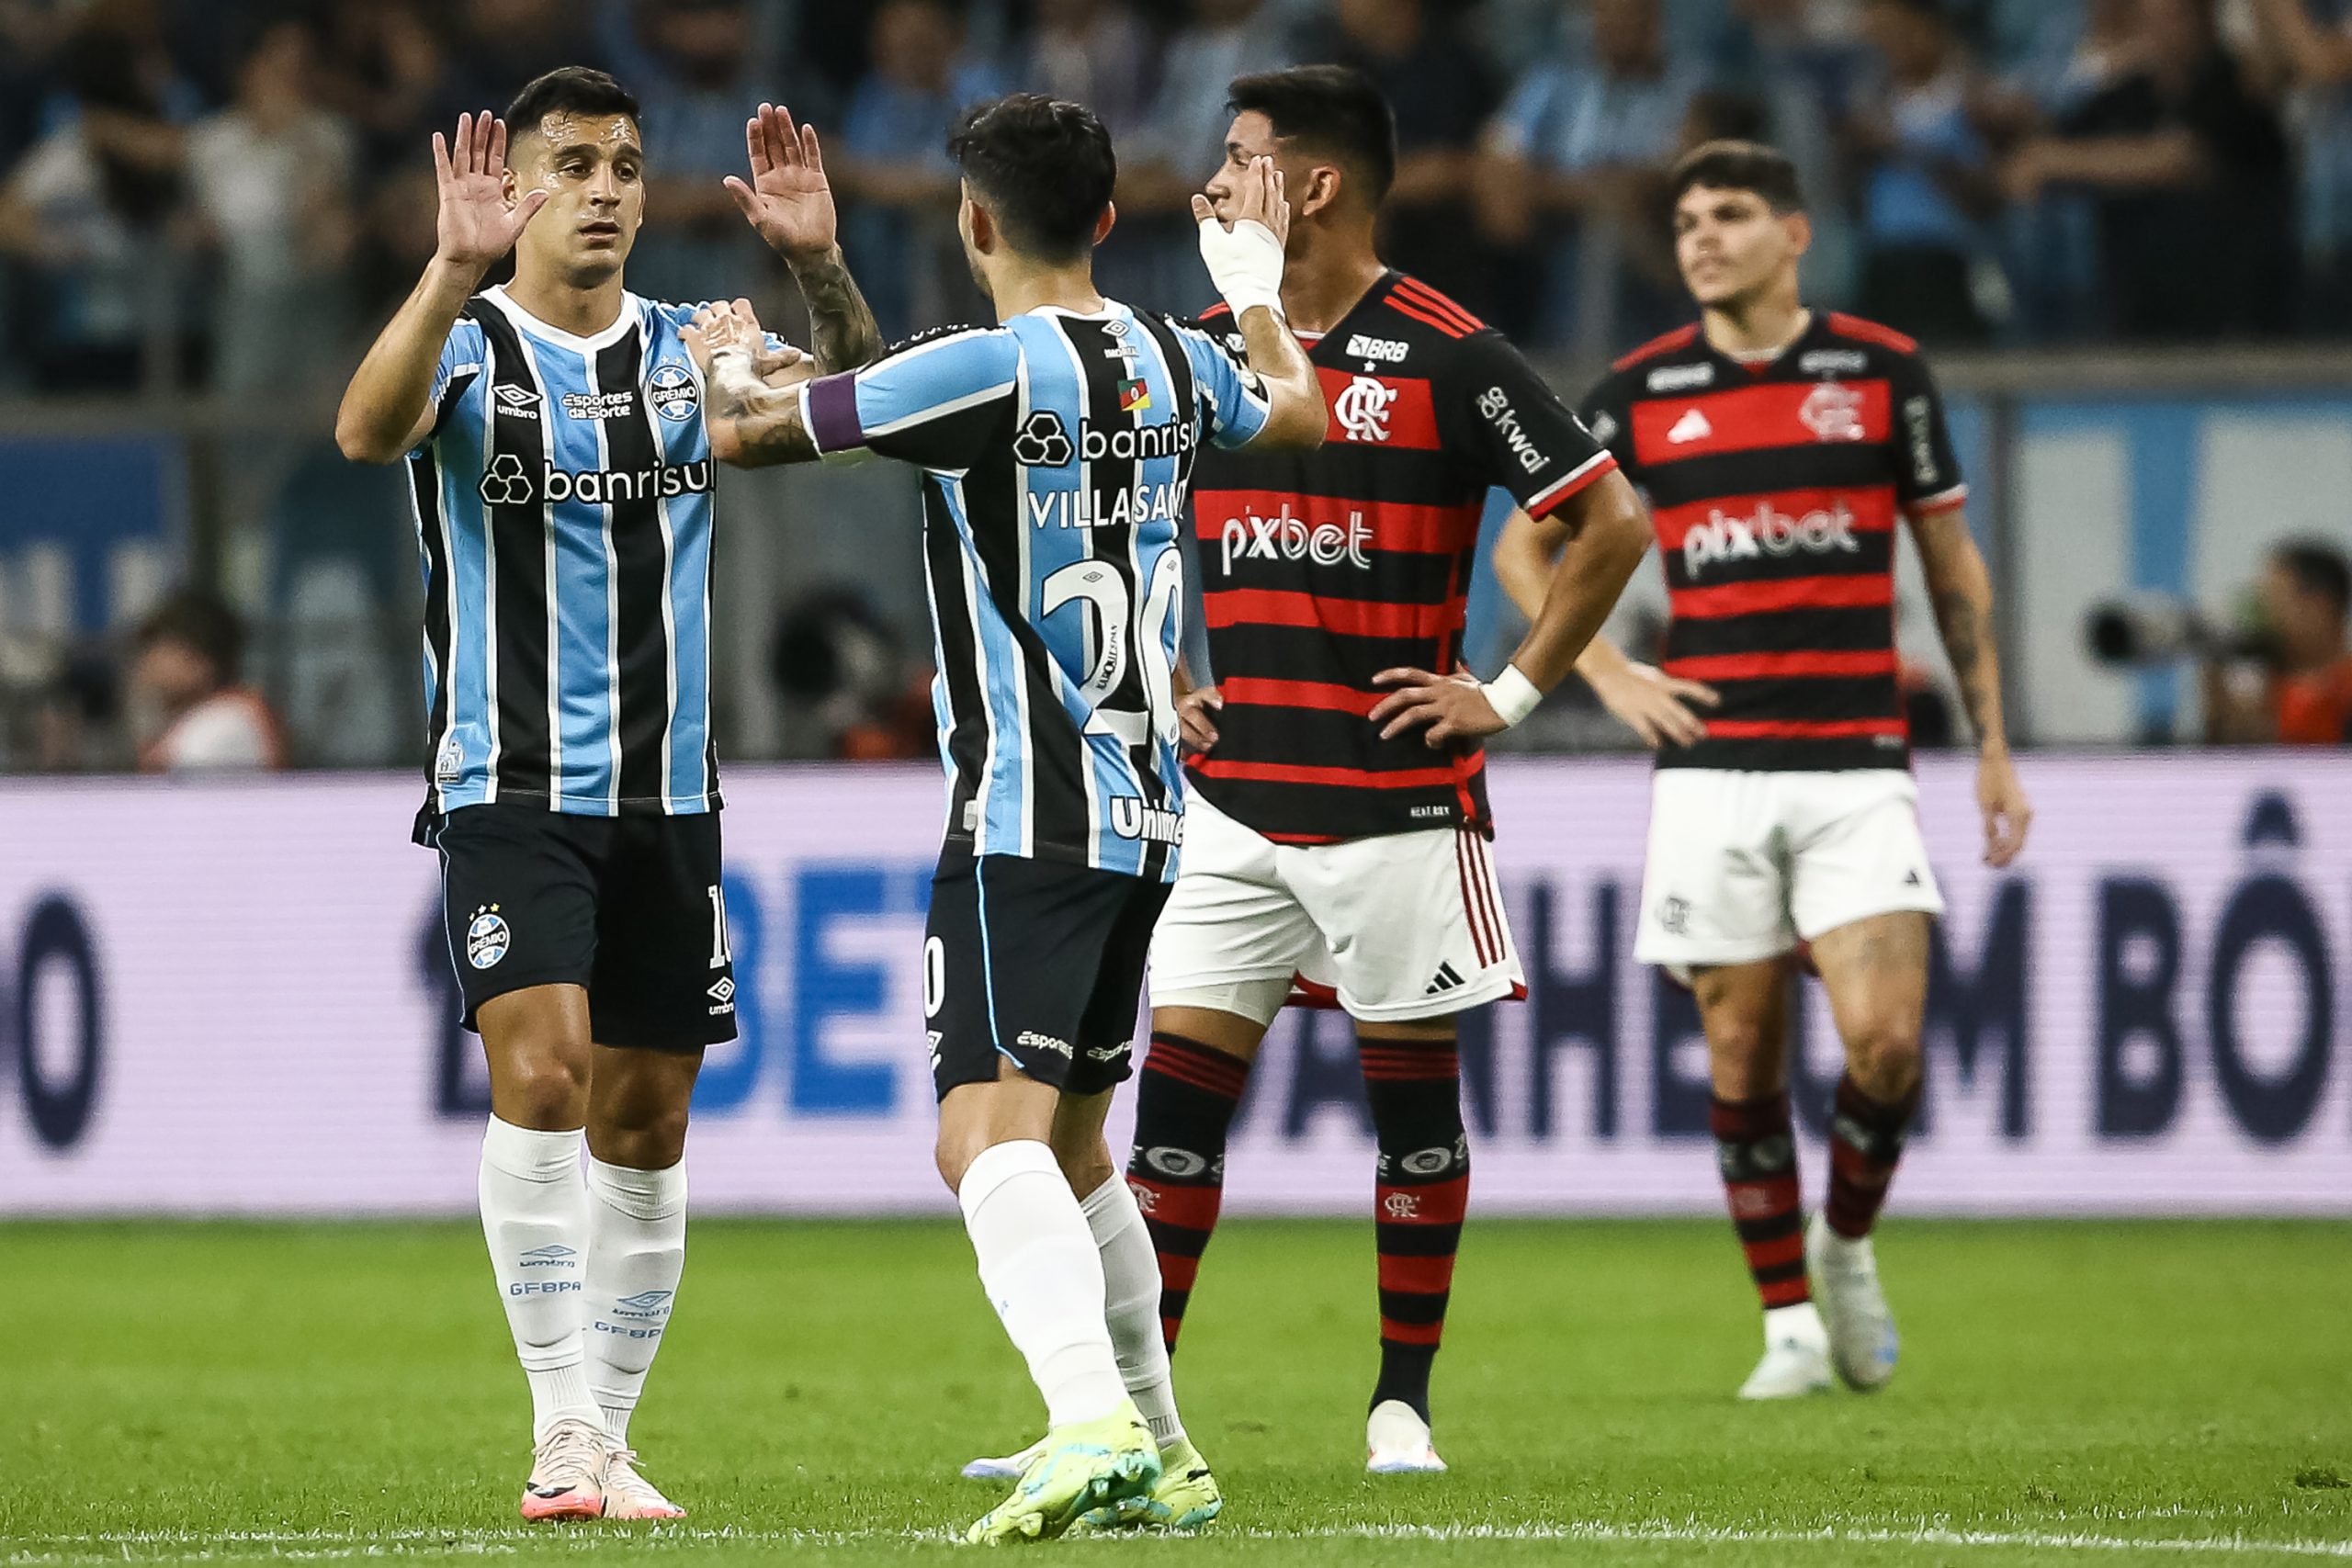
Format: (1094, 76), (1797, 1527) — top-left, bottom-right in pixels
(1124, 1031), (1250, 1349)
(1709, 1092), (1809, 1310)
(1825, 1074), (1921, 1239)
(1362, 1037), (1469, 1424)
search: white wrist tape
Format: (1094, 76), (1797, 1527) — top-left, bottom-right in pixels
(1482, 664), (1544, 728)
(709, 343), (765, 408)
(1197, 217), (1286, 321)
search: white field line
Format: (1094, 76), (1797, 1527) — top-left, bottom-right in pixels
(5, 1521), (2349, 1562)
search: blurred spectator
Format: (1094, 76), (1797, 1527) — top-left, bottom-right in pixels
(1847, 0), (2002, 344)
(1292, 0), (1500, 305)
(0, 2), (190, 391)
(437, 0), (605, 122)
(837, 0), (1003, 339)
(183, 21), (359, 394)
(2245, 0), (2352, 322)
(2005, 0), (2296, 339)
(1707, 0), (1871, 304)
(2206, 540), (2352, 744)
(318, 1), (449, 175)
(1021, 0), (1156, 134)
(608, 0), (780, 307)
(130, 591), (286, 773)
(1479, 0), (1704, 349)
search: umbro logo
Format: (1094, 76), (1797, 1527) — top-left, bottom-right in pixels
(707, 976), (736, 1004)
(1903, 868), (1923, 886)
(493, 384), (542, 418)
(1668, 408), (1713, 444)
(1423, 961), (1467, 997)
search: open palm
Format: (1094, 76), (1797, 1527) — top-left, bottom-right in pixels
(725, 102), (837, 263)
(434, 112), (546, 272)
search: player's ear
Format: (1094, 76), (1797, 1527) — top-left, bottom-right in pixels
(1296, 163), (1341, 221)
(502, 165), (519, 213)
(1093, 202), (1117, 247)
(1784, 209), (1813, 260)
(966, 196), (996, 255)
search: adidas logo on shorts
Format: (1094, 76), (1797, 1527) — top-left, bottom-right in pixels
(1423, 962), (1467, 997)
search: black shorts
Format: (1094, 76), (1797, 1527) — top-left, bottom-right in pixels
(424, 804), (738, 1052)
(924, 843), (1170, 1100)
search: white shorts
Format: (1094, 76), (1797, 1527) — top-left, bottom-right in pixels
(1149, 793), (1524, 1028)
(1634, 769), (1944, 979)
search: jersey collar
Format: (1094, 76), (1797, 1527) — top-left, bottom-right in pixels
(482, 286), (642, 354)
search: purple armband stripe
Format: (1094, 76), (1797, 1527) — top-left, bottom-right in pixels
(805, 372), (865, 454)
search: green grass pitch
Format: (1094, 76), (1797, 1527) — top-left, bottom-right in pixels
(5, 1218), (2346, 1566)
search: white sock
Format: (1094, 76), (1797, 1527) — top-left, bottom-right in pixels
(582, 1155), (688, 1448)
(958, 1140), (1127, 1428)
(480, 1118), (602, 1442)
(1081, 1174), (1185, 1449)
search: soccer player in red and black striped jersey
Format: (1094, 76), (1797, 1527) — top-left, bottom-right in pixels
(1495, 141), (2033, 1402)
(1109, 66), (1647, 1474)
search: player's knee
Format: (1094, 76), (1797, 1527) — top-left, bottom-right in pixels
(1846, 1021), (1922, 1100)
(497, 1052), (593, 1128)
(1053, 1138), (1115, 1198)
(593, 1097), (691, 1169)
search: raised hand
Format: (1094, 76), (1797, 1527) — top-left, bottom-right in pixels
(1190, 154), (1292, 251)
(726, 103), (839, 264)
(432, 112), (546, 275)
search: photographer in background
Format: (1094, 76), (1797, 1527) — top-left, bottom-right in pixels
(2206, 540), (2352, 744)
(130, 591), (286, 773)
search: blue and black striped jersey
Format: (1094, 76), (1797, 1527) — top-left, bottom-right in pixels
(407, 287), (748, 818)
(801, 302), (1273, 881)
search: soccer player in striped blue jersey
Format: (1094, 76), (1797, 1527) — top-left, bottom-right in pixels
(680, 95), (1327, 1540)
(335, 73), (882, 1520)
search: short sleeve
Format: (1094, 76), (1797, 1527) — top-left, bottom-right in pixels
(798, 325), (1021, 470)
(1886, 352), (1965, 513)
(422, 319), (487, 450)
(1448, 331), (1618, 521)
(1170, 315), (1273, 451)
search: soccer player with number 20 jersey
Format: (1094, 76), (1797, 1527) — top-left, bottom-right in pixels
(682, 94), (1329, 1541)
(1502, 141), (2033, 1402)
(337, 73), (882, 1521)
(1002, 66), (1651, 1477)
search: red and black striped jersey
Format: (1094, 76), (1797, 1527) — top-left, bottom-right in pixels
(1580, 311), (1965, 773)
(1187, 271), (1618, 843)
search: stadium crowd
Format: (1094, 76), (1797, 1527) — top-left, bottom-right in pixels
(3, 0), (2349, 401)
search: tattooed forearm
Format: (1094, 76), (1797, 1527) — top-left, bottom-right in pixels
(791, 247), (884, 374)
(1914, 510), (2010, 750)
(1935, 589), (1998, 739)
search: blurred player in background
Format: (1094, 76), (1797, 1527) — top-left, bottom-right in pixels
(680, 93), (1327, 1540)
(1498, 141), (2030, 1400)
(1049, 66), (1650, 1477)
(335, 72), (880, 1518)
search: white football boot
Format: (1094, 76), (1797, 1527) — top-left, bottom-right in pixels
(1365, 1399), (1447, 1474)
(517, 1417), (609, 1521)
(1737, 1301), (1835, 1400)
(601, 1449), (687, 1520)
(1807, 1213), (1899, 1391)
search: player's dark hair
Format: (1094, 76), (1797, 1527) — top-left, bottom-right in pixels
(1670, 140), (1806, 215)
(1227, 65), (1397, 208)
(504, 67), (640, 139)
(946, 94), (1116, 263)
(2275, 538), (2352, 619)
(136, 591), (246, 684)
